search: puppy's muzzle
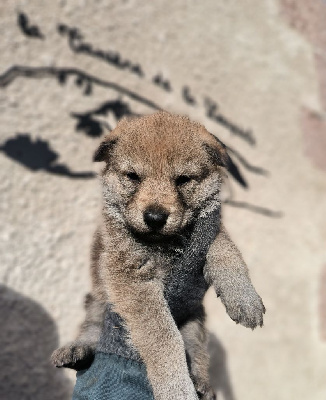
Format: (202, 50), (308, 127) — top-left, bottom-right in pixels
(143, 206), (169, 231)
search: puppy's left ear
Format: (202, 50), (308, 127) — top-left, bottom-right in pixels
(202, 132), (231, 168)
(203, 131), (248, 187)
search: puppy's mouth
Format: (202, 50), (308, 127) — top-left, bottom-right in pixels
(124, 207), (194, 244)
(130, 227), (171, 242)
(129, 225), (192, 246)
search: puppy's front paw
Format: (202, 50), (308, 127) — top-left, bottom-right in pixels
(195, 382), (216, 400)
(221, 283), (265, 329)
(200, 391), (216, 400)
(51, 342), (95, 371)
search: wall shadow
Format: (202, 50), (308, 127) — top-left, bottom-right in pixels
(0, 284), (73, 400)
(0, 134), (95, 179)
(208, 333), (236, 400)
(17, 12), (44, 40)
(72, 99), (137, 137)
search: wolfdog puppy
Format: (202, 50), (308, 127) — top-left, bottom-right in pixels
(52, 112), (265, 400)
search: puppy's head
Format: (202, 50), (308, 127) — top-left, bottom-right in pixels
(94, 112), (230, 240)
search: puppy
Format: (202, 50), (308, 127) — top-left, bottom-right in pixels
(51, 112), (265, 400)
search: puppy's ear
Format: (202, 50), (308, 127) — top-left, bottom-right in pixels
(202, 131), (231, 168)
(93, 138), (117, 162)
(203, 131), (248, 187)
(93, 117), (130, 162)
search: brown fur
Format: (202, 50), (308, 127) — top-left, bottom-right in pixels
(51, 112), (265, 400)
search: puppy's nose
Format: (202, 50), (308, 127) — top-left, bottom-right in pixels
(143, 206), (169, 230)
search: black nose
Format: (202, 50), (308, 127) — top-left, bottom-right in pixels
(143, 206), (169, 230)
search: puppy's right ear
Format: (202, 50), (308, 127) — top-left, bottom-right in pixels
(93, 138), (117, 162)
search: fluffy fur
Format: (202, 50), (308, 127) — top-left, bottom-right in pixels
(51, 112), (265, 400)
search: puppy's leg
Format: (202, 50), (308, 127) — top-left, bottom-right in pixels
(105, 258), (199, 400)
(181, 313), (216, 400)
(51, 293), (106, 370)
(204, 223), (265, 329)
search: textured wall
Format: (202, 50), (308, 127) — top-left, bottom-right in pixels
(0, 1), (325, 399)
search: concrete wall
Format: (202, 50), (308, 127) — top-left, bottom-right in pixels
(0, 1), (325, 399)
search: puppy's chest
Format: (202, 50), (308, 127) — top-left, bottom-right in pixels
(155, 246), (209, 324)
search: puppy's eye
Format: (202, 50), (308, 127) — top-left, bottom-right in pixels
(126, 172), (141, 182)
(175, 175), (192, 186)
